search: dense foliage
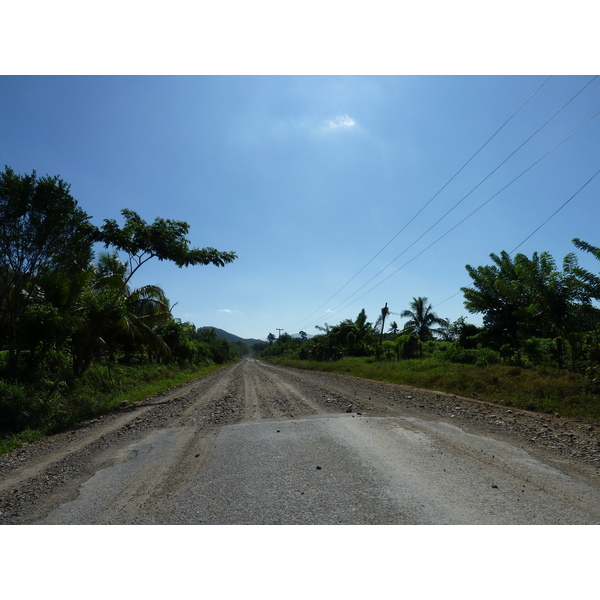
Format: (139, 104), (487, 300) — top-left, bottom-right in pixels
(258, 242), (600, 411)
(0, 167), (238, 437)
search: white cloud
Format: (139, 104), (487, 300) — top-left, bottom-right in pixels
(218, 308), (244, 314)
(321, 114), (357, 131)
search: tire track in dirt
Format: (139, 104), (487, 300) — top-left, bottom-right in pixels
(248, 360), (328, 416)
(240, 359), (266, 421)
(2, 357), (600, 524)
(239, 359), (299, 420)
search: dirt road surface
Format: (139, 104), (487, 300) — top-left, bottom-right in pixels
(1, 357), (599, 524)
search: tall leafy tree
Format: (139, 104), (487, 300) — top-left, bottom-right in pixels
(69, 210), (238, 372)
(514, 251), (584, 368)
(462, 251), (524, 349)
(374, 302), (390, 343)
(97, 209), (236, 321)
(0, 167), (97, 378)
(354, 309), (369, 338)
(462, 248), (594, 368)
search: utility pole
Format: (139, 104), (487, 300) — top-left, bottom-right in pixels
(276, 328), (284, 339)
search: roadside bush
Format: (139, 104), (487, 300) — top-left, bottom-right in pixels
(443, 346), (501, 367)
(520, 337), (560, 369)
(0, 381), (46, 433)
(396, 334), (419, 359)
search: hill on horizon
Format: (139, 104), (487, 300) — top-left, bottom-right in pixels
(199, 327), (313, 347)
(199, 327), (265, 347)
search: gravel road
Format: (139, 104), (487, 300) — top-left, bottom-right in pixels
(1, 357), (599, 524)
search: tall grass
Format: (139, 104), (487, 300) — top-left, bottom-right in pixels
(266, 356), (600, 421)
(60, 361), (227, 426)
(0, 361), (229, 455)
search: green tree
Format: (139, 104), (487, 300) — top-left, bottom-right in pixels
(571, 238), (600, 301)
(267, 333), (276, 345)
(462, 249), (592, 368)
(98, 209), (236, 318)
(513, 251), (584, 369)
(70, 210), (237, 373)
(461, 251), (524, 350)
(197, 327), (234, 364)
(400, 297), (448, 357)
(354, 309), (371, 340)
(0, 167), (97, 379)
(159, 319), (198, 365)
(73, 252), (173, 370)
(449, 317), (482, 349)
(373, 302), (390, 343)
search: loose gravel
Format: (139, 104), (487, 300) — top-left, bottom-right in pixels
(1, 358), (598, 524)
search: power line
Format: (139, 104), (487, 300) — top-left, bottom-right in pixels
(305, 106), (600, 327)
(287, 76), (552, 332)
(432, 166), (600, 312)
(432, 290), (462, 309)
(509, 167), (600, 255)
(305, 81), (600, 325)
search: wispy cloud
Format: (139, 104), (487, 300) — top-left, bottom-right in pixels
(236, 113), (360, 146)
(218, 308), (244, 314)
(320, 114), (357, 132)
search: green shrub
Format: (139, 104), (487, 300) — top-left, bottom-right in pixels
(520, 337), (560, 368)
(443, 346), (501, 366)
(0, 380), (46, 433)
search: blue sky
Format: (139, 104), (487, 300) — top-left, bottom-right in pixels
(1, 75), (599, 340)
(1, 4), (598, 570)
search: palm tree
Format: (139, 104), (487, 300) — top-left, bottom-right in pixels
(73, 252), (172, 371)
(400, 296), (449, 357)
(119, 283), (172, 357)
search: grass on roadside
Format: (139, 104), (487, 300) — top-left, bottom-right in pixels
(265, 356), (600, 421)
(0, 360), (231, 455)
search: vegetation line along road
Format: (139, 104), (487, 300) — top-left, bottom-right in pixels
(1, 165), (600, 455)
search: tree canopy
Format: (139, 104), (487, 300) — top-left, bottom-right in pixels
(0, 167), (238, 388)
(100, 208), (237, 279)
(0, 167), (98, 378)
(461, 244), (600, 368)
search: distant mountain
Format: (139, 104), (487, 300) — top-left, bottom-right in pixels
(199, 327), (265, 348)
(200, 327), (313, 347)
